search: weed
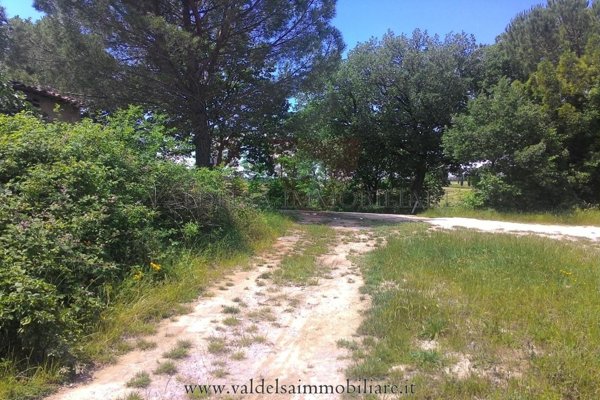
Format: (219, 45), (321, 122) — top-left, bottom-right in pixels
(154, 361), (177, 375)
(135, 339), (157, 351)
(207, 337), (228, 354)
(222, 317), (240, 327)
(247, 308), (276, 322)
(116, 393), (145, 400)
(163, 340), (192, 359)
(211, 368), (229, 378)
(221, 306), (240, 314)
(126, 371), (151, 388)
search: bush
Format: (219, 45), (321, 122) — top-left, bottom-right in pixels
(0, 109), (257, 363)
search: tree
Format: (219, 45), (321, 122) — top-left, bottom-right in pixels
(527, 35), (600, 203)
(444, 78), (571, 209)
(498, 0), (596, 79)
(2, 16), (118, 102)
(0, 6), (8, 58)
(300, 30), (480, 200)
(28, 0), (343, 167)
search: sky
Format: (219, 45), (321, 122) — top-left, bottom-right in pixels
(2, 0), (545, 47)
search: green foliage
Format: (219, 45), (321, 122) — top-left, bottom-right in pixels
(355, 223), (600, 398)
(125, 371), (151, 388)
(24, 0), (343, 166)
(448, 23), (600, 210)
(0, 73), (28, 115)
(499, 0), (596, 79)
(444, 78), (571, 210)
(295, 30), (480, 202)
(445, 1), (600, 210)
(0, 109), (261, 364)
(2, 15), (117, 104)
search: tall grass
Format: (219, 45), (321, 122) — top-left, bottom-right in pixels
(83, 212), (291, 363)
(351, 223), (600, 399)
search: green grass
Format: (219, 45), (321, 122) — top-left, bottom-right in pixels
(222, 316), (240, 326)
(0, 362), (62, 400)
(207, 337), (229, 354)
(221, 305), (240, 314)
(153, 361), (177, 375)
(423, 184), (600, 226)
(135, 339), (157, 350)
(126, 371), (151, 388)
(116, 392), (144, 400)
(272, 224), (336, 284)
(162, 340), (192, 360)
(351, 223), (600, 399)
(0, 212), (292, 400)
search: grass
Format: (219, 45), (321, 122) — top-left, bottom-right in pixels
(162, 340), (192, 360)
(221, 305), (240, 314)
(126, 371), (151, 388)
(135, 339), (157, 351)
(246, 307), (276, 322)
(116, 393), (144, 400)
(0, 212), (292, 400)
(82, 213), (290, 364)
(423, 183), (600, 226)
(237, 335), (267, 347)
(211, 368), (229, 378)
(350, 222), (600, 399)
(222, 316), (240, 326)
(207, 337), (229, 354)
(422, 205), (600, 226)
(153, 361), (177, 375)
(272, 224), (336, 284)
(0, 362), (62, 400)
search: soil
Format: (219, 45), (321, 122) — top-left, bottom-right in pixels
(47, 213), (378, 400)
(47, 211), (597, 400)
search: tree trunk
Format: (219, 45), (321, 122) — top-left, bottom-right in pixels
(410, 162), (427, 213)
(193, 112), (212, 168)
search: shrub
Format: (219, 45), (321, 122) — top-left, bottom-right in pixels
(0, 108), (258, 363)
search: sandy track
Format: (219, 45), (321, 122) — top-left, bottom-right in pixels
(47, 217), (378, 400)
(296, 211), (600, 241)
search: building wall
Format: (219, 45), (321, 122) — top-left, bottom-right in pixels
(26, 93), (81, 122)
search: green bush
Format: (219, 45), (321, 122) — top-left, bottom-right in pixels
(0, 109), (257, 363)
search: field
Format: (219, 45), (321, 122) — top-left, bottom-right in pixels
(345, 223), (600, 399)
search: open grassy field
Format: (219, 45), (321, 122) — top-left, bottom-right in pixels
(422, 183), (600, 226)
(345, 223), (600, 399)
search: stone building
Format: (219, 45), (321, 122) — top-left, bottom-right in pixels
(12, 82), (82, 122)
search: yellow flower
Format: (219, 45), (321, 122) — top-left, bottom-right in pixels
(560, 269), (572, 276)
(150, 262), (161, 272)
(133, 271), (143, 281)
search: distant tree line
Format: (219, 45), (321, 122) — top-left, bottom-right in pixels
(2, 0), (600, 211)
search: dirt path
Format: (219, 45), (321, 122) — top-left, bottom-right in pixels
(48, 210), (590, 400)
(299, 211), (600, 241)
(47, 214), (379, 400)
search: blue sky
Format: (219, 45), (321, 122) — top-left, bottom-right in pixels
(2, 0), (544, 47)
